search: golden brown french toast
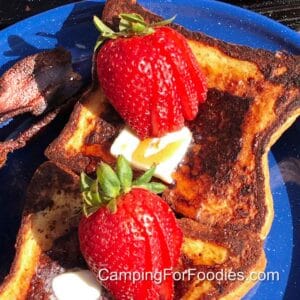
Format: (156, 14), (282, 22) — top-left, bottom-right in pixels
(1, 0), (300, 299)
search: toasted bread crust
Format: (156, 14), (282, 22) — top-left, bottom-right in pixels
(45, 86), (120, 173)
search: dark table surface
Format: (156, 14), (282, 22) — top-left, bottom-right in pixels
(0, 0), (300, 32)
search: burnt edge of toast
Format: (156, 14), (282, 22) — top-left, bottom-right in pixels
(27, 229), (87, 299)
(44, 83), (124, 174)
(177, 218), (264, 298)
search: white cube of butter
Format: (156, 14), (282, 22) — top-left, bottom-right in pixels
(52, 269), (102, 300)
(110, 126), (192, 183)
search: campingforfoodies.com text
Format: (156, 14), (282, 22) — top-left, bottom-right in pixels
(98, 268), (280, 284)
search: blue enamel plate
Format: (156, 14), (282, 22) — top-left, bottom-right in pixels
(0, 0), (299, 299)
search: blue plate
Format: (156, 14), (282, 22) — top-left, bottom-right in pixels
(0, 1), (299, 299)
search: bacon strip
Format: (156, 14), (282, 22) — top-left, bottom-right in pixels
(0, 48), (82, 167)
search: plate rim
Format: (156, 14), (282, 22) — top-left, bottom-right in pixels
(0, 1), (298, 299)
(0, 0), (299, 49)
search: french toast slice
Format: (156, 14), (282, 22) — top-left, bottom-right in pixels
(0, 162), (83, 299)
(1, 0), (300, 299)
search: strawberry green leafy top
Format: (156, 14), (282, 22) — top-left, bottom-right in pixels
(93, 13), (176, 51)
(80, 155), (166, 216)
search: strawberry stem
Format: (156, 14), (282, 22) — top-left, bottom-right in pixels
(97, 162), (121, 198)
(80, 155), (166, 217)
(132, 165), (155, 186)
(116, 155), (133, 193)
(93, 13), (176, 51)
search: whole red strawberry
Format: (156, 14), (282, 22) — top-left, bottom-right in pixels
(79, 156), (183, 300)
(94, 14), (207, 139)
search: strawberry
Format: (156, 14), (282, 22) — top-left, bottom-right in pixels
(79, 156), (183, 300)
(94, 14), (207, 139)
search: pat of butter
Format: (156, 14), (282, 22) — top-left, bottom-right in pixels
(110, 126), (192, 183)
(52, 270), (102, 300)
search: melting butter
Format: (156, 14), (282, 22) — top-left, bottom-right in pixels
(110, 126), (192, 183)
